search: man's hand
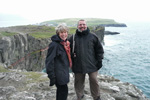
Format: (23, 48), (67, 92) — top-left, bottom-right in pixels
(97, 61), (102, 70)
(50, 78), (56, 86)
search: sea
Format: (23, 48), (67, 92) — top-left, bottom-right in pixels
(99, 21), (150, 98)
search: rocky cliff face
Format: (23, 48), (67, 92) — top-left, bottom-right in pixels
(0, 25), (104, 71)
(92, 25), (105, 43)
(0, 33), (50, 71)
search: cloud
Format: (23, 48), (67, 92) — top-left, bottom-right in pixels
(0, 0), (150, 23)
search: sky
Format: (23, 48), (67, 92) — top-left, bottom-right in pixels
(0, 0), (150, 26)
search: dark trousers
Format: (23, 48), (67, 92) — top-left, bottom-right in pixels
(56, 84), (68, 100)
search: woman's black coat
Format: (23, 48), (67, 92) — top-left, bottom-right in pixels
(45, 35), (70, 85)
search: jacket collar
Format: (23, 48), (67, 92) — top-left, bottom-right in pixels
(51, 35), (67, 42)
(76, 27), (90, 36)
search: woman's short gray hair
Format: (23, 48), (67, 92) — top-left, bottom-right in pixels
(55, 23), (69, 35)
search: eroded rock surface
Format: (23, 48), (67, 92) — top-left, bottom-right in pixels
(0, 69), (149, 100)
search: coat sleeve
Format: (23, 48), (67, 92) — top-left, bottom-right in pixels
(45, 42), (57, 79)
(94, 35), (104, 59)
(94, 35), (104, 69)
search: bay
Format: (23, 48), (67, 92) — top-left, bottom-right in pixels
(100, 22), (150, 98)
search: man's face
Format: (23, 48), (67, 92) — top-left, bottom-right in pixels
(77, 21), (87, 32)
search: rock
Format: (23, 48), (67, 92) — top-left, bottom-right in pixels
(104, 31), (120, 35)
(91, 25), (105, 43)
(0, 69), (149, 100)
(9, 91), (36, 100)
(0, 33), (50, 71)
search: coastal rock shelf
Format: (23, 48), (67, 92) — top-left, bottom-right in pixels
(0, 70), (149, 100)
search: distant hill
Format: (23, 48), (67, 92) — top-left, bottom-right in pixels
(40, 18), (127, 27)
(0, 18), (126, 39)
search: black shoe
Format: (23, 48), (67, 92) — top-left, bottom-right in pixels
(96, 96), (101, 100)
(81, 95), (84, 99)
(77, 95), (84, 100)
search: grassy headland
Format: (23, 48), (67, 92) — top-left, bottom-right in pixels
(40, 18), (125, 27)
(0, 31), (18, 38)
(0, 18), (126, 39)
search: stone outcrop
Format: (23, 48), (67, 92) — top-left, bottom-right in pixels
(104, 31), (120, 35)
(92, 25), (105, 43)
(0, 68), (149, 100)
(0, 33), (50, 71)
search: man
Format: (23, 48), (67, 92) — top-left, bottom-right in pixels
(69, 19), (104, 100)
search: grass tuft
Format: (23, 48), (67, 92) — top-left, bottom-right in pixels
(0, 31), (18, 37)
(0, 66), (10, 72)
(23, 71), (48, 83)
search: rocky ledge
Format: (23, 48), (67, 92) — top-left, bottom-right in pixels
(0, 68), (149, 100)
(104, 31), (120, 35)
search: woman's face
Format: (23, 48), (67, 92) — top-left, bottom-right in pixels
(59, 31), (68, 41)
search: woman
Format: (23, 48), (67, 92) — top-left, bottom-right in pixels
(45, 23), (72, 100)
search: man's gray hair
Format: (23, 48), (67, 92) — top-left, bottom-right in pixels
(55, 23), (69, 35)
(77, 19), (87, 26)
(77, 19), (87, 32)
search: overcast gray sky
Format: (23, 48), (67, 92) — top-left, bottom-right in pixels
(0, 0), (150, 24)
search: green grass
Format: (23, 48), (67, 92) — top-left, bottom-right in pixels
(0, 31), (18, 37)
(0, 66), (10, 72)
(23, 71), (48, 83)
(21, 25), (56, 38)
(29, 32), (55, 38)
(30, 28), (76, 38)
(0, 25), (56, 39)
(0, 26), (99, 38)
(69, 27), (76, 34)
(0, 25), (77, 38)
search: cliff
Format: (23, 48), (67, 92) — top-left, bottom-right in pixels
(0, 66), (149, 100)
(0, 33), (50, 71)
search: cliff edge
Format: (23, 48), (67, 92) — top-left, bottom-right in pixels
(0, 66), (149, 100)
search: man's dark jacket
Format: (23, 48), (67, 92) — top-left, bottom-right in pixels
(45, 35), (69, 85)
(69, 27), (104, 74)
